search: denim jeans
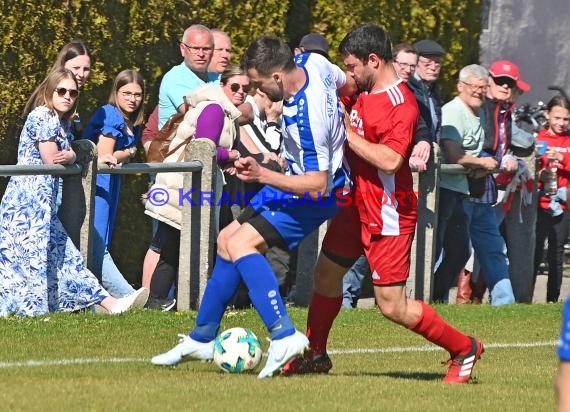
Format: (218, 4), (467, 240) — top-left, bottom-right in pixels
(471, 202), (506, 283)
(462, 200), (515, 305)
(342, 255), (370, 308)
(92, 230), (135, 298)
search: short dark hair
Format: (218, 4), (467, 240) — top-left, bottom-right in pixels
(338, 23), (392, 63)
(241, 35), (296, 76)
(392, 42), (417, 59)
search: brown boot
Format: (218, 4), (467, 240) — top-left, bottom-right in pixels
(471, 272), (486, 304)
(456, 269), (473, 304)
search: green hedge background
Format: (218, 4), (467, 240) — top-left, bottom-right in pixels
(0, 0), (481, 285)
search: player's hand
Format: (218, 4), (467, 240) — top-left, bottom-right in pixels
(262, 152), (287, 170)
(411, 141), (431, 164)
(235, 156), (263, 182)
(265, 101), (283, 122)
(342, 109), (359, 143)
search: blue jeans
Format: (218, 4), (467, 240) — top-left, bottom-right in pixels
(463, 200), (515, 305)
(342, 255), (370, 308)
(92, 230), (135, 298)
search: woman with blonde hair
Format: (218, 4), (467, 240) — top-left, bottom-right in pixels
(0, 68), (147, 316)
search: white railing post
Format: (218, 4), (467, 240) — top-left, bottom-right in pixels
(59, 139), (98, 269)
(178, 138), (217, 310)
(408, 144), (440, 302)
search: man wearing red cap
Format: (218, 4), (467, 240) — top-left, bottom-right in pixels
(454, 60), (532, 304)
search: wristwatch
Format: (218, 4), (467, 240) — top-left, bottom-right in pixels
(127, 146), (137, 158)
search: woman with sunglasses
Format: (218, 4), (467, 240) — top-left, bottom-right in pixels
(0, 69), (147, 316)
(144, 65), (248, 308)
(82, 70), (148, 304)
(534, 95), (570, 303)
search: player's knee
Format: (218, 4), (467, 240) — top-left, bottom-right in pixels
(376, 296), (406, 324)
(377, 300), (398, 321)
(313, 253), (349, 294)
(216, 228), (232, 257)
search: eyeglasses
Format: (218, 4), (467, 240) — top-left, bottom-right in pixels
(418, 57), (442, 68)
(120, 91), (143, 101)
(54, 87), (79, 99)
(394, 61), (417, 70)
(214, 47), (232, 54)
(491, 76), (516, 88)
(460, 81), (488, 92)
(230, 83), (250, 93)
(180, 41), (213, 54)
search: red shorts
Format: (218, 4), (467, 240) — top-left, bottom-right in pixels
(322, 203), (414, 286)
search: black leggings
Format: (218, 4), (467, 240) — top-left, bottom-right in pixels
(534, 208), (569, 302)
(149, 222), (180, 299)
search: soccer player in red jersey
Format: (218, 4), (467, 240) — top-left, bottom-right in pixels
(283, 23), (483, 383)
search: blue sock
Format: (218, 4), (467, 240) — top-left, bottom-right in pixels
(235, 253), (295, 340)
(190, 255), (242, 342)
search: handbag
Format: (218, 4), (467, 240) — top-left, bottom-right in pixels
(146, 112), (187, 163)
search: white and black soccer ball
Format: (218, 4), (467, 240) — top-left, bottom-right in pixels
(213, 327), (263, 373)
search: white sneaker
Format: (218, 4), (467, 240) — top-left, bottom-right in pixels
(110, 288), (149, 314)
(130, 288), (150, 308)
(151, 334), (214, 366)
(258, 330), (309, 379)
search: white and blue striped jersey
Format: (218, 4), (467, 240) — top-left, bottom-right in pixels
(281, 52), (350, 196)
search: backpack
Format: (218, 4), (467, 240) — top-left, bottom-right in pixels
(146, 112), (189, 163)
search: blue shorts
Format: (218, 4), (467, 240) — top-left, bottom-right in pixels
(236, 185), (340, 250)
(559, 298), (570, 361)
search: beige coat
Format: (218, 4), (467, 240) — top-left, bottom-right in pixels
(144, 84), (241, 229)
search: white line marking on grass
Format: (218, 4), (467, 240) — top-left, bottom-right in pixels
(0, 358), (145, 368)
(0, 340), (558, 369)
(327, 340), (558, 355)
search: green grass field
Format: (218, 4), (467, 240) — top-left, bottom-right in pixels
(0, 304), (563, 412)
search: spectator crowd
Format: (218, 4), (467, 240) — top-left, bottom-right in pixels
(0, 22), (569, 393)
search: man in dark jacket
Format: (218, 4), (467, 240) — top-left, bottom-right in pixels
(407, 39), (445, 171)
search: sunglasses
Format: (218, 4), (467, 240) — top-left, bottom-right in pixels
(54, 87), (79, 99)
(230, 83), (250, 93)
(491, 76), (516, 88)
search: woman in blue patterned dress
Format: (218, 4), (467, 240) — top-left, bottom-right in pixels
(0, 68), (147, 317)
(83, 70), (145, 298)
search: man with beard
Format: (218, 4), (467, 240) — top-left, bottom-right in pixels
(151, 35), (351, 379)
(282, 24), (484, 384)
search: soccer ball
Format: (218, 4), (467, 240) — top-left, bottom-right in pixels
(213, 327), (263, 373)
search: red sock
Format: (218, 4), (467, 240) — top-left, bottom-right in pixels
(410, 301), (472, 356)
(306, 292), (343, 356)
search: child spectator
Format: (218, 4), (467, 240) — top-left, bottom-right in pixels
(534, 95), (570, 303)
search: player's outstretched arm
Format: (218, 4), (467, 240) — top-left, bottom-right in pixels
(345, 126), (403, 174)
(235, 156), (328, 200)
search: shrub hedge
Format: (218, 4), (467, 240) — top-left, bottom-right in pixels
(0, 0), (481, 284)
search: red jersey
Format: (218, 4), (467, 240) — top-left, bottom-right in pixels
(536, 129), (570, 210)
(345, 81), (419, 235)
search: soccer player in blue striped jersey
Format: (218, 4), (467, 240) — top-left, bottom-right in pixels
(151, 35), (351, 379)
